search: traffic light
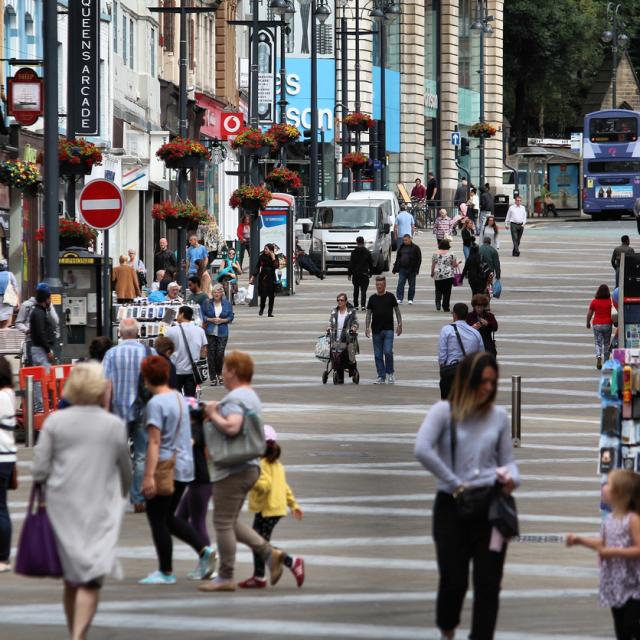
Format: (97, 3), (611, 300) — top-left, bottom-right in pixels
(460, 137), (470, 157)
(302, 128), (312, 158)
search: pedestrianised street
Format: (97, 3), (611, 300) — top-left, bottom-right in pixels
(0, 220), (630, 639)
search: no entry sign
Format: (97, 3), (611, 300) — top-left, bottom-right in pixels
(79, 179), (124, 230)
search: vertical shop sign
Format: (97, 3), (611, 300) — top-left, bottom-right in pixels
(68, 0), (100, 136)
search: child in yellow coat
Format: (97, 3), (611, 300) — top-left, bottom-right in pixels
(239, 425), (304, 588)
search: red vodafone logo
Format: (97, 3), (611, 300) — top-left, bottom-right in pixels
(79, 179), (124, 230)
(221, 112), (245, 140)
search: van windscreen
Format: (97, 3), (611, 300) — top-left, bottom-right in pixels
(315, 206), (378, 229)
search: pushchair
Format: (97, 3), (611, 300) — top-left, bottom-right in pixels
(316, 329), (360, 385)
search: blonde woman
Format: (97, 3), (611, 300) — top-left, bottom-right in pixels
(414, 352), (519, 640)
(32, 363), (132, 640)
(201, 284), (234, 386)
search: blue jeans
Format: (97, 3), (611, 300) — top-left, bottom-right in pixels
(463, 245), (471, 260)
(372, 329), (394, 378)
(0, 461), (14, 562)
(130, 423), (148, 505)
(396, 269), (416, 302)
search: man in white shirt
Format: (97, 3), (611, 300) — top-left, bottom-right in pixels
(504, 195), (527, 257)
(166, 306), (207, 397)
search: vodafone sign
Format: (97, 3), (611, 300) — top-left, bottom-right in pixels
(79, 179), (124, 230)
(221, 112), (245, 140)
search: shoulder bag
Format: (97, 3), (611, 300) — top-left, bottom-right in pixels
(439, 324), (466, 383)
(129, 346), (152, 434)
(450, 417), (495, 520)
(178, 323), (209, 385)
(15, 484), (63, 577)
(204, 400), (266, 468)
(154, 392), (183, 496)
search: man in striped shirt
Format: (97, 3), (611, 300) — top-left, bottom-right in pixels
(103, 318), (154, 512)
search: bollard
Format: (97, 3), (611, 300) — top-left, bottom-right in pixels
(25, 374), (34, 448)
(320, 240), (326, 275)
(511, 375), (521, 447)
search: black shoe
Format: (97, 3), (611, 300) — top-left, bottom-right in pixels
(259, 310), (264, 316)
(443, 308), (450, 312)
(268, 313), (274, 317)
(436, 305), (441, 311)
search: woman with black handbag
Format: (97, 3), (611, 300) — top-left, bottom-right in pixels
(414, 352), (519, 640)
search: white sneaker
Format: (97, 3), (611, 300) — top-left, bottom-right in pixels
(387, 374), (395, 384)
(408, 300), (413, 305)
(373, 377), (386, 384)
(397, 300), (403, 304)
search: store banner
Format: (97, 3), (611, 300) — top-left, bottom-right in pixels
(259, 210), (289, 290)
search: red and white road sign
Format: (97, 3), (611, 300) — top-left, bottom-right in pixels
(78, 179), (124, 230)
(220, 112), (245, 139)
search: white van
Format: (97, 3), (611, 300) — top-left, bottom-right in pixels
(311, 200), (392, 274)
(347, 191), (400, 244)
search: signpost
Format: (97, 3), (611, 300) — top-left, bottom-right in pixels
(451, 131), (461, 146)
(7, 67), (43, 126)
(221, 112), (245, 139)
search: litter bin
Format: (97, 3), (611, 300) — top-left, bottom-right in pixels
(494, 194), (509, 221)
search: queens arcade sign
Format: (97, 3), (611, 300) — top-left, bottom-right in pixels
(68, 0), (100, 137)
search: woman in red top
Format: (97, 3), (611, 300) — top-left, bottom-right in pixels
(587, 283), (613, 370)
(236, 215), (252, 269)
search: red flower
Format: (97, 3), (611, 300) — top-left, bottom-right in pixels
(265, 166), (302, 192)
(229, 184), (272, 209)
(156, 137), (211, 162)
(342, 152), (368, 169)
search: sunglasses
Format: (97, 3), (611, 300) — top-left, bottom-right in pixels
(337, 298), (346, 302)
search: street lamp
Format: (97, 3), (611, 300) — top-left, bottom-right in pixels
(470, 0), (493, 189)
(601, 3), (629, 109)
(309, 0), (331, 210)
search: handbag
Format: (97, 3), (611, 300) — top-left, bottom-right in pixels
(489, 492), (519, 538)
(492, 278), (502, 298)
(178, 323), (209, 385)
(450, 418), (495, 520)
(2, 279), (18, 307)
(246, 283), (255, 302)
(204, 400), (266, 468)
(453, 269), (463, 287)
(15, 484), (63, 578)
(153, 392), (183, 496)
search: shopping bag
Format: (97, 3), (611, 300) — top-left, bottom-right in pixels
(314, 334), (331, 361)
(493, 278), (502, 298)
(245, 284), (255, 302)
(15, 484), (63, 578)
(453, 269), (463, 287)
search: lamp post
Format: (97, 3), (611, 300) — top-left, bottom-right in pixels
(309, 0), (331, 210)
(601, 3), (629, 110)
(470, 0), (493, 189)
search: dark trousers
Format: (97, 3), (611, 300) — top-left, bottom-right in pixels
(251, 514), (282, 577)
(432, 492), (506, 639)
(176, 373), (196, 397)
(396, 269), (417, 302)
(0, 461), (14, 562)
(612, 599), (640, 640)
(299, 255), (321, 277)
(352, 274), (369, 308)
(259, 293), (275, 316)
(145, 480), (207, 574)
(206, 334), (228, 377)
(510, 223), (523, 255)
(176, 482), (213, 547)
(435, 278), (453, 311)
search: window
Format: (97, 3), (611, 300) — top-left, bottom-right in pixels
(188, 18), (195, 70)
(129, 18), (134, 68)
(150, 28), (156, 76)
(588, 160), (640, 174)
(589, 117), (638, 143)
(122, 13), (128, 64)
(113, 1), (118, 54)
(163, 0), (175, 53)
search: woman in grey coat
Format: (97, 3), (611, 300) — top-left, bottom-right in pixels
(33, 362), (131, 640)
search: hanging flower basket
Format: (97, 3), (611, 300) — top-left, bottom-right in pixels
(36, 219), (98, 250)
(0, 160), (40, 191)
(156, 137), (211, 169)
(265, 123), (301, 150)
(342, 152), (368, 171)
(229, 184), (272, 212)
(265, 167), (302, 193)
(344, 112), (374, 132)
(151, 200), (210, 229)
(230, 128), (270, 156)
(58, 138), (103, 176)
(468, 122), (497, 139)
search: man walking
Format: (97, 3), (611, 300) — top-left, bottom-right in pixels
(479, 183), (494, 232)
(16, 282), (59, 365)
(365, 276), (402, 384)
(394, 206), (416, 250)
(426, 171), (439, 223)
(438, 302), (484, 399)
(453, 177), (469, 211)
(29, 287), (56, 414)
(479, 237), (501, 282)
(103, 318), (153, 513)
(187, 275), (209, 306)
(166, 305), (208, 397)
(612, 235), (634, 287)
(112, 255), (141, 303)
(348, 236), (373, 311)
(154, 237), (177, 274)
(186, 234), (208, 276)
(504, 195), (527, 256)
(393, 235), (422, 304)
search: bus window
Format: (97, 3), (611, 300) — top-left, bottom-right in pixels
(589, 117), (638, 143)
(588, 160), (640, 173)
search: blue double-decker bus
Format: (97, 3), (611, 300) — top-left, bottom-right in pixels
(582, 109), (640, 218)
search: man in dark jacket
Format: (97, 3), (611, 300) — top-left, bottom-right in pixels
(29, 288), (56, 413)
(348, 236), (373, 311)
(612, 235), (634, 287)
(393, 234), (422, 304)
(480, 183), (494, 231)
(453, 178), (469, 210)
(479, 236), (501, 280)
(153, 237), (177, 274)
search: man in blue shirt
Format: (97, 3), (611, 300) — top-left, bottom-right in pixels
(394, 207), (416, 250)
(438, 302), (483, 399)
(186, 234), (208, 276)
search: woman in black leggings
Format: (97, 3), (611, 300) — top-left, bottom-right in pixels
(138, 356), (217, 585)
(250, 244), (279, 317)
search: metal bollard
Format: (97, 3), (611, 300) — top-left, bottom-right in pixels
(511, 375), (521, 447)
(25, 375), (34, 448)
(320, 240), (326, 275)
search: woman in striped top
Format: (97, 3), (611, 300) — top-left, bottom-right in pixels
(0, 355), (17, 573)
(433, 208), (452, 243)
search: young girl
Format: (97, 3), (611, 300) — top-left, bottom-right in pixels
(567, 469), (640, 640)
(239, 425), (305, 588)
